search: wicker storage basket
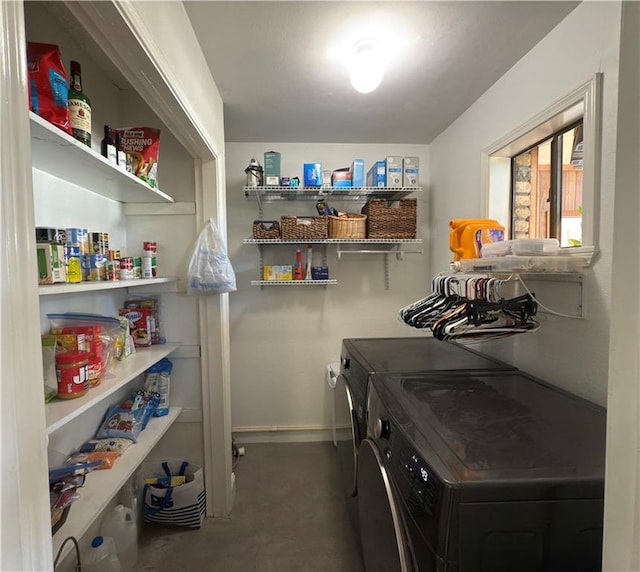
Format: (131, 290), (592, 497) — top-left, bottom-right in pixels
(328, 213), (367, 239)
(252, 220), (281, 239)
(280, 216), (328, 239)
(362, 198), (417, 239)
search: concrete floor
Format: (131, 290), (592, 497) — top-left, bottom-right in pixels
(138, 442), (364, 572)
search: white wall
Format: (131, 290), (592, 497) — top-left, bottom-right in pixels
(226, 143), (430, 441)
(603, 2), (640, 570)
(429, 1), (622, 406)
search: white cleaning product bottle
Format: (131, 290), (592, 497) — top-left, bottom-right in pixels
(305, 245), (313, 280)
(101, 505), (138, 572)
(84, 536), (121, 572)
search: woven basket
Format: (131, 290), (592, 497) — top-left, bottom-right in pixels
(252, 220), (281, 239)
(280, 216), (328, 239)
(328, 214), (367, 239)
(362, 198), (417, 239)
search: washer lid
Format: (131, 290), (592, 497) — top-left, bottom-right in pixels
(373, 372), (606, 481)
(342, 337), (516, 374)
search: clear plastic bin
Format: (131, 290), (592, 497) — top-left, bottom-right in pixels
(510, 238), (560, 256)
(456, 255), (586, 273)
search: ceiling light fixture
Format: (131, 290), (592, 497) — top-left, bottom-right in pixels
(349, 38), (384, 94)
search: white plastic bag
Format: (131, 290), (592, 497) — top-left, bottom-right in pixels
(187, 219), (237, 295)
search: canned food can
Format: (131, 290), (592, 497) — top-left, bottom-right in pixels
(106, 259), (121, 281)
(133, 257), (142, 279)
(84, 254), (107, 281)
(121, 257), (134, 280)
(143, 241), (157, 257)
(35, 227), (57, 243)
(90, 232), (109, 254)
(64, 246), (82, 283)
(142, 257), (154, 278)
(65, 228), (89, 254)
(108, 250), (121, 261)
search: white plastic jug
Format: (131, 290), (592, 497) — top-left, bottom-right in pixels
(84, 536), (121, 572)
(101, 505), (138, 572)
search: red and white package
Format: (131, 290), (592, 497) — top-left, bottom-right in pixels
(27, 42), (72, 135)
(119, 307), (152, 347)
(112, 127), (161, 188)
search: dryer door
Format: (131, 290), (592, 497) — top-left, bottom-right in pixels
(357, 439), (413, 572)
(336, 374), (360, 497)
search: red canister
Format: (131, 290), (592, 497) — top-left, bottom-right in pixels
(55, 351), (89, 399)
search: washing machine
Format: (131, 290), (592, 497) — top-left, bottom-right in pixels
(335, 337), (517, 548)
(357, 371), (606, 572)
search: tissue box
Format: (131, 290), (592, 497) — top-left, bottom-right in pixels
(263, 265), (292, 281)
(350, 159), (365, 187)
(332, 169), (352, 188)
(303, 163), (322, 187)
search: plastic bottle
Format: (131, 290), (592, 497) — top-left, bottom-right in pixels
(84, 536), (121, 572)
(101, 505), (138, 572)
(294, 249), (304, 280)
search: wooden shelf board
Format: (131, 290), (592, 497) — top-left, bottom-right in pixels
(30, 112), (174, 204)
(46, 343), (180, 434)
(51, 407), (182, 561)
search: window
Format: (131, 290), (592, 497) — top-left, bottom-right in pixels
(511, 121), (583, 246)
(484, 74), (601, 257)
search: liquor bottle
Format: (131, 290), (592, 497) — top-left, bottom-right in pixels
(68, 61), (92, 146)
(114, 132), (127, 172)
(101, 125), (117, 165)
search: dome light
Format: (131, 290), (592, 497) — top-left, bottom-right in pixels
(349, 38), (384, 94)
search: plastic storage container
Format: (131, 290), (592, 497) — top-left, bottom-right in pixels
(510, 238), (560, 256)
(84, 536), (121, 572)
(101, 505), (138, 572)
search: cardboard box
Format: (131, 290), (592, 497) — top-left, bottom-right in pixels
(303, 163), (322, 187)
(366, 161), (386, 187)
(264, 151), (281, 186)
(403, 157), (420, 187)
(37, 244), (66, 284)
(386, 156), (403, 187)
(322, 169), (332, 189)
(263, 265), (293, 281)
(332, 169), (352, 188)
(350, 159), (365, 187)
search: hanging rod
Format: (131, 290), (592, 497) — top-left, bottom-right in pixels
(336, 246), (423, 261)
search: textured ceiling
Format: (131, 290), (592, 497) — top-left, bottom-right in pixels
(185, 1), (579, 144)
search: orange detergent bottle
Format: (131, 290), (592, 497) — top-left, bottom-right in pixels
(449, 219), (505, 261)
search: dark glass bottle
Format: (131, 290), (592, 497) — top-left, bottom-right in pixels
(101, 125), (116, 164)
(68, 61), (92, 146)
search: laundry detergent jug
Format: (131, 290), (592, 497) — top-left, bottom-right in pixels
(101, 505), (137, 572)
(84, 536), (121, 572)
(449, 218), (505, 261)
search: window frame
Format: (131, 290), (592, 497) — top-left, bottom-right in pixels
(509, 119), (583, 243)
(482, 73), (602, 257)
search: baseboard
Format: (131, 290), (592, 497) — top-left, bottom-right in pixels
(232, 425), (334, 444)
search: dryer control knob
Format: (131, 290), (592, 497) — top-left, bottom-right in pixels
(374, 419), (391, 440)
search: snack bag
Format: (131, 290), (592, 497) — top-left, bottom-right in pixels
(113, 126), (160, 187)
(27, 42), (72, 135)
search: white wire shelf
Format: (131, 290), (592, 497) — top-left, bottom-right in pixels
(250, 280), (337, 286)
(243, 238), (423, 245)
(244, 185), (421, 202)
